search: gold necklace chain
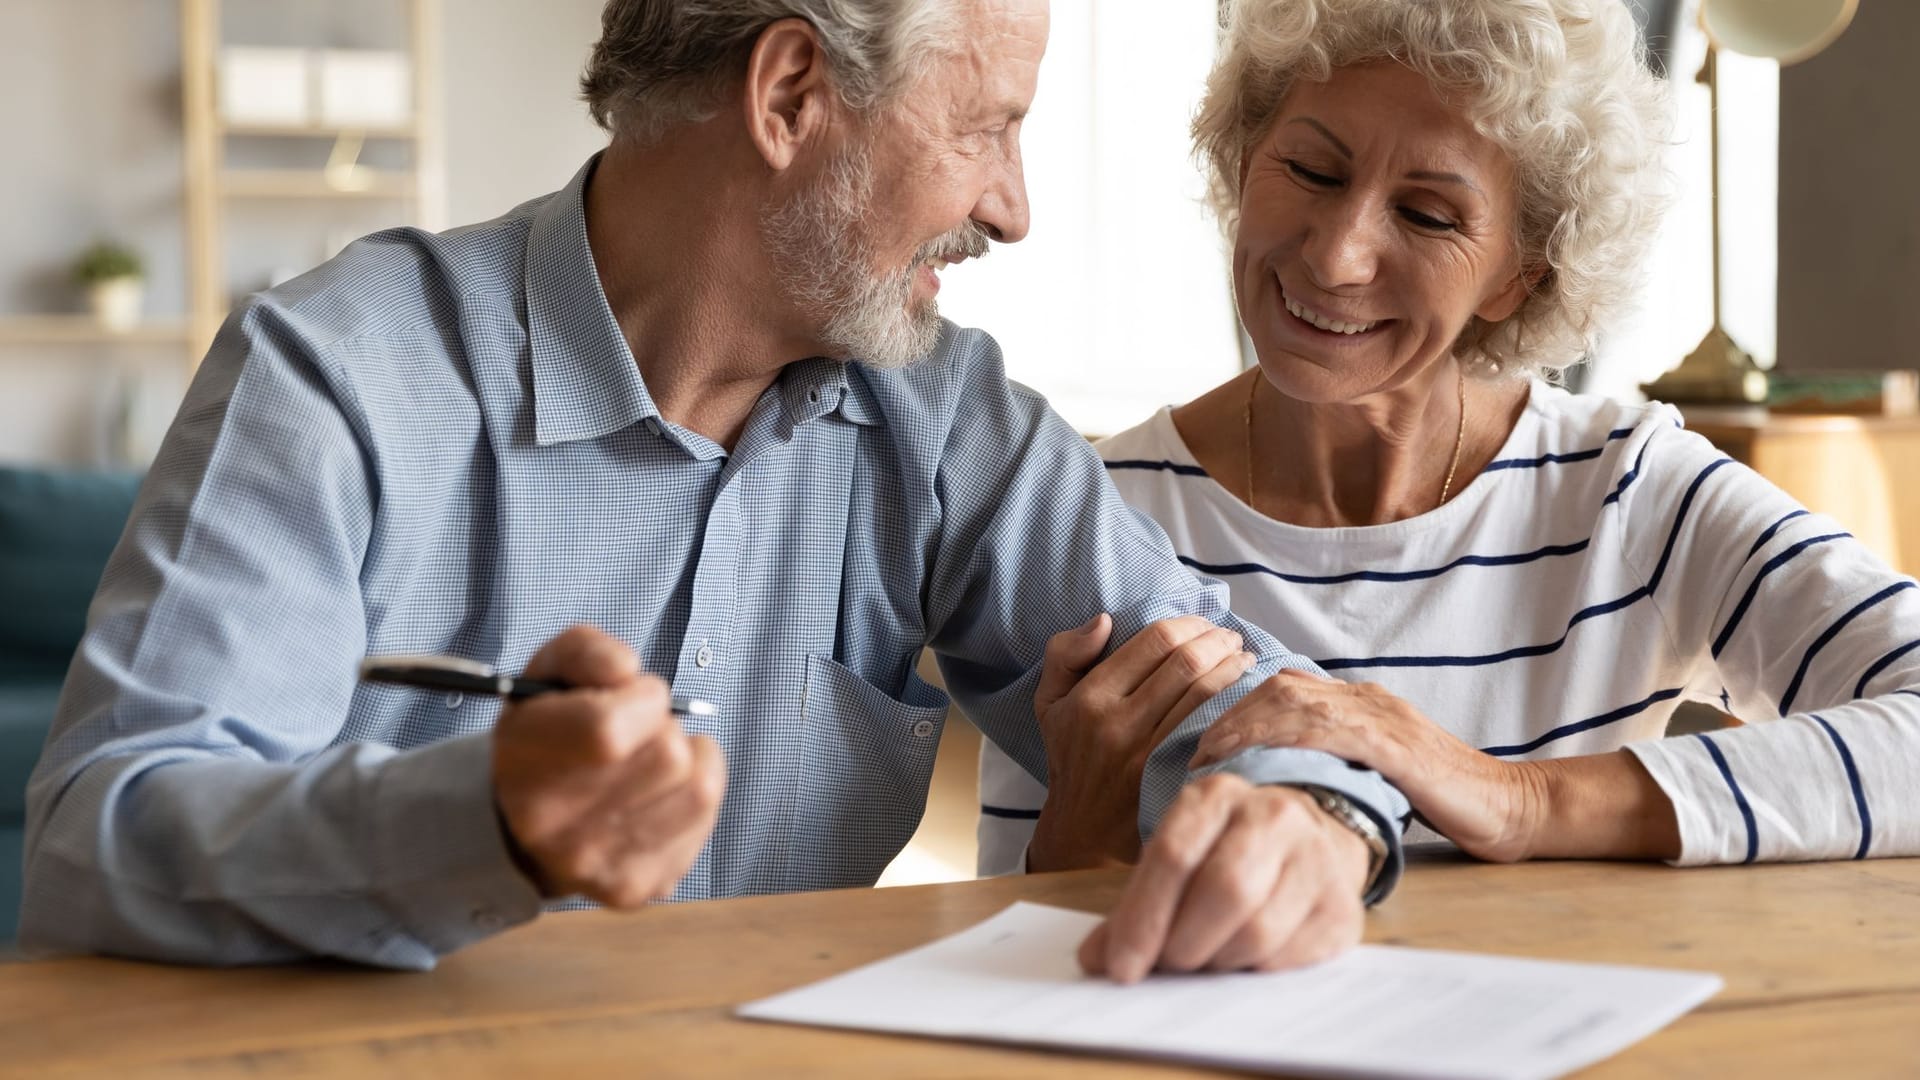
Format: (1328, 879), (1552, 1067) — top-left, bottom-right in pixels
(1243, 366), (1469, 515)
(1438, 365), (1467, 506)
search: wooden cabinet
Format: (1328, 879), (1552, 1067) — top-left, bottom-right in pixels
(1682, 406), (1920, 577)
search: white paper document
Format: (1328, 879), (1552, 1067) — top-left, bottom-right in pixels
(738, 902), (1722, 1080)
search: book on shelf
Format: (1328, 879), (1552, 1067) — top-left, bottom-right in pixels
(1766, 370), (1919, 416)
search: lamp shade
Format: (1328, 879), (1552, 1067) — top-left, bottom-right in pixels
(1700, 0), (1857, 64)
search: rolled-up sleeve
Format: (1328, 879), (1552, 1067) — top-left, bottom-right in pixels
(922, 331), (1410, 901)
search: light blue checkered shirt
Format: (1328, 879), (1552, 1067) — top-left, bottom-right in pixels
(23, 158), (1407, 969)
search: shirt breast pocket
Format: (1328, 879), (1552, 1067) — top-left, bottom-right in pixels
(791, 653), (952, 886)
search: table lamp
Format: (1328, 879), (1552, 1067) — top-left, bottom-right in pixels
(1642, 0), (1858, 405)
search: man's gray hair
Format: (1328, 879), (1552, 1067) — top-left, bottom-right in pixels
(582, 0), (963, 145)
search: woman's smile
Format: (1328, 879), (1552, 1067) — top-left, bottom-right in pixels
(1278, 283), (1390, 341)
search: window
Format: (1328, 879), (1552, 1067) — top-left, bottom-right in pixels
(940, 5), (1779, 414)
(936, 0), (1242, 436)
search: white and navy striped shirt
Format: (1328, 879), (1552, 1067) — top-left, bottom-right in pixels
(981, 382), (1920, 871)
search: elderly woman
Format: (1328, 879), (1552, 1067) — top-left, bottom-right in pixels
(983, 0), (1919, 878)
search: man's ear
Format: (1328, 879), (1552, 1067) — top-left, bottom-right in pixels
(742, 18), (837, 172)
(1476, 262), (1548, 324)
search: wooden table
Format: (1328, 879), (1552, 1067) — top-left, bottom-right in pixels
(3, 857), (1918, 1078)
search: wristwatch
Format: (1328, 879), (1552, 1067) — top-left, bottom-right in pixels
(1294, 784), (1389, 899)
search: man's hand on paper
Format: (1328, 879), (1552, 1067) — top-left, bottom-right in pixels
(1018, 614), (1372, 978)
(1028, 613), (1257, 871)
(492, 625), (727, 906)
(1079, 775), (1370, 982)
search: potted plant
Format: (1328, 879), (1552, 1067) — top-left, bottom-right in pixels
(73, 241), (145, 332)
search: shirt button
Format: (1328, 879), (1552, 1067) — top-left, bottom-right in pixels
(912, 719), (936, 739)
(808, 389), (821, 404)
(444, 692), (464, 709)
(472, 908), (507, 932)
(695, 643), (714, 668)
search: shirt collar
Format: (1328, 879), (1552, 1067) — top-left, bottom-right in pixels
(525, 154), (883, 446)
(525, 154), (659, 447)
(776, 358), (881, 429)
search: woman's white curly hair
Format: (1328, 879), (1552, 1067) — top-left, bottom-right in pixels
(1194, 0), (1675, 377)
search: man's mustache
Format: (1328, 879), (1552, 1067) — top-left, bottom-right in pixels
(917, 220), (992, 265)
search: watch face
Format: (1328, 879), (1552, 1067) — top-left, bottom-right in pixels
(1297, 785), (1391, 898)
(1318, 788), (1386, 851)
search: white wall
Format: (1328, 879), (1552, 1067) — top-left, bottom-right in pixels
(441, 0), (609, 227)
(938, 0), (1242, 436)
(1583, 26), (1780, 398)
(0, 0), (190, 465)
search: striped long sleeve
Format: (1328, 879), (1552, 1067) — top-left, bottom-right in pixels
(1621, 427), (1920, 864)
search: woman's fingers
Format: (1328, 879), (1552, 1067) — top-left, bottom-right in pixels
(1156, 648), (1258, 749)
(1081, 615), (1220, 699)
(1128, 626), (1250, 729)
(1033, 613), (1114, 717)
(1191, 675), (1345, 767)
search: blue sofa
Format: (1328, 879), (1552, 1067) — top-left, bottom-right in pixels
(0, 466), (142, 942)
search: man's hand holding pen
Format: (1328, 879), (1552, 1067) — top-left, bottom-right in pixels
(490, 625), (727, 906)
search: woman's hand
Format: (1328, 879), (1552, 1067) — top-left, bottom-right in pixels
(1027, 614), (1257, 871)
(1191, 670), (1547, 862)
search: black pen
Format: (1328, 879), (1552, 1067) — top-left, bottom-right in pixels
(358, 654), (717, 717)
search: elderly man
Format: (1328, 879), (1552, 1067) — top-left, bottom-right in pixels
(22, 0), (1406, 980)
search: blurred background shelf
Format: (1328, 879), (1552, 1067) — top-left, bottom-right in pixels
(218, 168), (418, 200)
(217, 121), (418, 139)
(0, 317), (192, 346)
(0, 0), (611, 470)
(181, 0), (445, 358)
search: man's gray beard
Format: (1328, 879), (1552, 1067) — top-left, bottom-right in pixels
(761, 143), (987, 370)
